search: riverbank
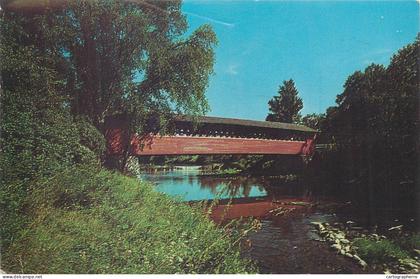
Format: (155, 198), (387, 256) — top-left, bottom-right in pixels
(206, 197), (367, 273)
(137, 154), (306, 177)
(138, 165), (419, 274)
(208, 196), (419, 274)
(311, 221), (419, 273)
(246, 213), (370, 273)
(2, 166), (256, 274)
(139, 163), (300, 181)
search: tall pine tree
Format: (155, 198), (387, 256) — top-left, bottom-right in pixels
(266, 79), (303, 123)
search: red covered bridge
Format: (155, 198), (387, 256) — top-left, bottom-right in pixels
(106, 115), (318, 157)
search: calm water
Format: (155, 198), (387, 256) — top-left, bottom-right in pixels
(140, 166), (417, 229)
(139, 166), (364, 273)
(140, 166), (417, 273)
(140, 166), (268, 201)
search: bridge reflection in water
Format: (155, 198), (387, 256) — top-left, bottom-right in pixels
(140, 166), (267, 202)
(139, 166), (315, 222)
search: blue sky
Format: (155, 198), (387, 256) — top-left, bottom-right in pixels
(182, 0), (419, 120)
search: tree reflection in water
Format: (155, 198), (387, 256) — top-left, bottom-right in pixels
(141, 166), (317, 201)
(198, 176), (267, 199)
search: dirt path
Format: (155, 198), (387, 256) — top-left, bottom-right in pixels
(243, 210), (372, 274)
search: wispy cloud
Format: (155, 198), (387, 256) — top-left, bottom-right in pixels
(226, 64), (239, 75)
(371, 48), (392, 55)
(184, 11), (235, 28)
(362, 48), (393, 65)
(124, 1), (235, 28)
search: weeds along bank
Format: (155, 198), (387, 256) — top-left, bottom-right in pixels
(2, 166), (257, 274)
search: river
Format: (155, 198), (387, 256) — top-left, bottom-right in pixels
(139, 166), (418, 274)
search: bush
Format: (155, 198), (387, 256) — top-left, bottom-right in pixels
(0, 88), (100, 250)
(396, 233), (420, 253)
(3, 166), (257, 274)
(352, 237), (410, 263)
(74, 116), (106, 158)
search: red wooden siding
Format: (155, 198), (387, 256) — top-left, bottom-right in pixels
(107, 129), (315, 156)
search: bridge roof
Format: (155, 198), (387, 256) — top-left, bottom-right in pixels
(175, 115), (318, 133)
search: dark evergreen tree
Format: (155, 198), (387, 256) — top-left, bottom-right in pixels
(266, 79), (303, 123)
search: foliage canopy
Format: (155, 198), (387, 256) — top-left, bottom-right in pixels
(57, 0), (217, 132)
(311, 35), (419, 211)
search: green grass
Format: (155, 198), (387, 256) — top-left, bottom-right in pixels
(352, 237), (410, 264)
(202, 168), (242, 176)
(3, 166), (257, 274)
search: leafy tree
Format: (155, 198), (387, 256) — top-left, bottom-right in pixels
(52, 0), (217, 170)
(2, 0), (217, 171)
(266, 79), (303, 123)
(301, 113), (325, 130)
(312, 36), (419, 213)
(326, 64), (387, 141)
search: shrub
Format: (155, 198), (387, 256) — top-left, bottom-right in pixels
(396, 233), (420, 253)
(352, 237), (410, 263)
(74, 116), (106, 159)
(0, 88), (97, 250)
(3, 166), (257, 274)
